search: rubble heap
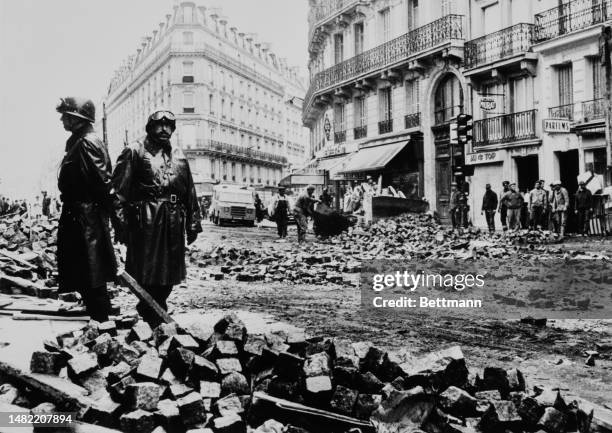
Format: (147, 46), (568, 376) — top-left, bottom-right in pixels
(9, 313), (596, 432)
(0, 216), (59, 299)
(190, 213), (587, 287)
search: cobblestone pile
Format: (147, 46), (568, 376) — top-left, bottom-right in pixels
(5, 313), (595, 432)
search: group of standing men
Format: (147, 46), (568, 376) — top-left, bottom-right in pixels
(56, 97), (201, 326)
(480, 179), (593, 236)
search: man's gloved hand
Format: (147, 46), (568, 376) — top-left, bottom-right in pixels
(187, 231), (197, 245)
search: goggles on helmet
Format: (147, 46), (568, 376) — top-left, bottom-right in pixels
(149, 110), (176, 122)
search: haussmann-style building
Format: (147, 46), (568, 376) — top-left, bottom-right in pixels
(104, 1), (310, 197)
(302, 0), (611, 229)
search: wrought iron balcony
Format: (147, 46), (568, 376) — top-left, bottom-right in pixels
(354, 125), (367, 139)
(548, 103), (574, 120)
(582, 98), (605, 122)
(378, 119), (393, 134)
(473, 110), (537, 147)
(404, 112), (421, 129)
(464, 23), (534, 69)
(534, 0), (612, 42)
(334, 130), (347, 143)
(308, 0), (363, 42)
(184, 139), (287, 164)
(304, 15), (465, 122)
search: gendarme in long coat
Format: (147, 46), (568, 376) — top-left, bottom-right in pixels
(112, 138), (202, 286)
(57, 124), (117, 291)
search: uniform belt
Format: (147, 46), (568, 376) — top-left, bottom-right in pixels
(159, 194), (179, 204)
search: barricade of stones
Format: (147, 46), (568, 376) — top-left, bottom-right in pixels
(21, 313), (595, 433)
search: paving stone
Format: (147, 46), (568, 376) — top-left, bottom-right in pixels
(136, 352), (164, 381)
(538, 407), (567, 433)
(400, 346), (468, 390)
(303, 352), (330, 377)
(330, 338), (358, 368)
(169, 383), (194, 399)
(98, 321), (117, 337)
(109, 375), (136, 401)
(274, 351), (304, 378)
(212, 340), (239, 358)
(200, 381), (221, 399)
(439, 385), (478, 416)
(214, 394), (246, 417)
(0, 384), (19, 404)
(243, 335), (267, 357)
(361, 346), (386, 376)
(119, 409), (155, 433)
(370, 387), (434, 431)
(355, 371), (384, 394)
(190, 355), (219, 381)
(30, 350), (64, 375)
(155, 399), (181, 432)
(212, 413), (245, 433)
(329, 385), (359, 416)
(106, 361), (132, 383)
(304, 375), (332, 402)
(518, 396), (545, 427)
(216, 358), (242, 375)
(168, 348), (196, 380)
(126, 382), (161, 411)
(506, 368), (525, 392)
(126, 321), (153, 343)
(481, 366), (510, 398)
(82, 394), (122, 427)
(152, 322), (179, 347)
(169, 334), (200, 352)
(177, 391), (207, 427)
(478, 400), (522, 432)
(354, 393), (382, 420)
(332, 365), (358, 388)
(67, 352), (98, 379)
(221, 372), (250, 396)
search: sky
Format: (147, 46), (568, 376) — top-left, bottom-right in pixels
(0, 0), (308, 199)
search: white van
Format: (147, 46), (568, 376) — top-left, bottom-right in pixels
(209, 185), (256, 226)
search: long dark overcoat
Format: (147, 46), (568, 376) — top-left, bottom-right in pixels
(57, 124), (117, 291)
(112, 138), (202, 286)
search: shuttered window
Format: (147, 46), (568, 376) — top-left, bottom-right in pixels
(334, 33), (344, 64)
(557, 63), (573, 106)
(406, 79), (420, 114)
(379, 87), (393, 121)
(334, 104), (346, 132)
(354, 23), (364, 55)
(354, 96), (367, 127)
(593, 57), (605, 99)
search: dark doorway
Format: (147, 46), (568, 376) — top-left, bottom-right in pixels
(515, 155), (539, 194)
(556, 149), (579, 232)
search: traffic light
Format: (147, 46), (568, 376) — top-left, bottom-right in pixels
(456, 114), (473, 147)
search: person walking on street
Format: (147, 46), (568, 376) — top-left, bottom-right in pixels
(113, 110), (202, 327)
(498, 181), (510, 231)
(450, 182), (460, 229)
(56, 97), (119, 322)
(501, 182), (524, 231)
(528, 181), (548, 230)
(551, 180), (569, 238)
(41, 191), (51, 218)
(294, 185), (316, 243)
(481, 183), (498, 233)
(574, 181), (592, 236)
(272, 187), (290, 239)
(254, 193), (265, 225)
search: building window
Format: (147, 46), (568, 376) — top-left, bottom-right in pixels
(441, 0), (453, 15)
(333, 103), (346, 143)
(183, 31), (193, 45)
(379, 87), (393, 122)
(231, 163), (236, 181)
(182, 61), (194, 83)
(209, 94), (215, 115)
(406, 79), (420, 114)
(434, 74), (463, 124)
(379, 8), (391, 42)
(209, 65), (214, 84)
(407, 0), (419, 30)
(333, 33), (344, 64)
(183, 5), (193, 24)
(210, 159), (216, 179)
(241, 164), (246, 182)
(556, 63), (573, 106)
(222, 161), (227, 180)
(354, 96), (367, 138)
(183, 92), (194, 113)
(592, 57), (605, 100)
(354, 23), (364, 55)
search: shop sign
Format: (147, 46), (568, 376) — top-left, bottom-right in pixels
(543, 118), (571, 133)
(324, 145), (346, 157)
(479, 97), (497, 112)
(466, 151), (503, 165)
(291, 174), (326, 185)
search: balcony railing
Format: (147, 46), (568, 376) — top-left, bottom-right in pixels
(354, 125), (367, 139)
(582, 98), (606, 122)
(548, 103), (574, 120)
(473, 110), (537, 147)
(404, 112), (421, 129)
(334, 130), (347, 143)
(184, 139), (287, 164)
(305, 15), (465, 116)
(308, 0), (362, 42)
(379, 119), (393, 134)
(534, 0), (612, 42)
(464, 23), (534, 69)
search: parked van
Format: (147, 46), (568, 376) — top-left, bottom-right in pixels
(209, 185), (256, 226)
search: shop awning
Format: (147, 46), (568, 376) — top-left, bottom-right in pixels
(339, 141), (407, 174)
